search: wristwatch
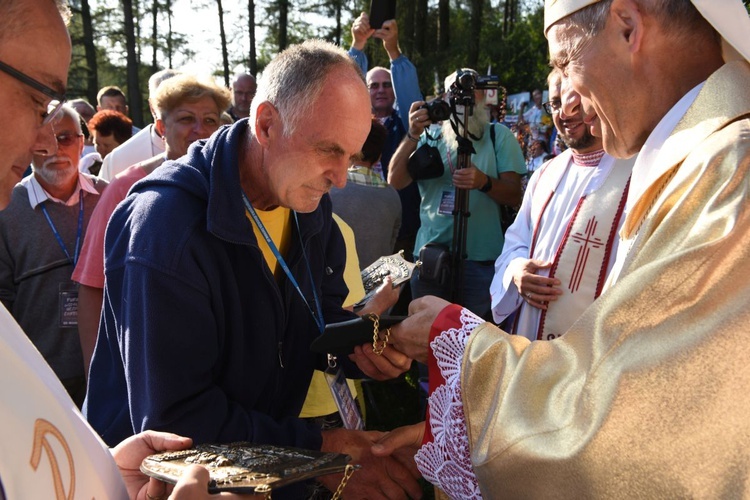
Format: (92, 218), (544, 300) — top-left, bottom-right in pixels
(479, 175), (493, 193)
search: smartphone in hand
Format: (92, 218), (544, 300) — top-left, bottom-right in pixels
(369, 0), (396, 29)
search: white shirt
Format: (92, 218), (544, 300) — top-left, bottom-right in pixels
(98, 124), (164, 181)
(20, 172), (101, 209)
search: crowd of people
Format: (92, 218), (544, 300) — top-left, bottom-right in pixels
(1, 0), (749, 498)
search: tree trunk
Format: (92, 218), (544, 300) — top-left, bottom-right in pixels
(278, 0), (288, 51)
(248, 0), (257, 75)
(122, 0), (144, 126)
(468, 0), (483, 68)
(437, 0), (449, 53)
(406, 2), (424, 57)
(217, 0), (230, 87)
(151, 0), (158, 73)
(79, 0), (98, 105)
(166, 0), (173, 68)
(334, 1), (342, 47)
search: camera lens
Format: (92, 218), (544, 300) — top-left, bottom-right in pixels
(422, 99), (451, 122)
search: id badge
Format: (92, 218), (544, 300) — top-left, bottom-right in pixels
(58, 281), (79, 328)
(324, 367), (364, 430)
(438, 189), (455, 216)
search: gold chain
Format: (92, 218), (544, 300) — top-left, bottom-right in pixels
(368, 313), (389, 355)
(331, 464), (356, 500)
(252, 464), (355, 499)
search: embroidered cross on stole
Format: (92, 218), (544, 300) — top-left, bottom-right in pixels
(535, 157), (634, 340)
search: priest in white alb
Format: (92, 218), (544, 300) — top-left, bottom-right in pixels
(490, 69), (633, 341)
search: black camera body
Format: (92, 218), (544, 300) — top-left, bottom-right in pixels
(420, 99), (451, 122)
(454, 70), (500, 92)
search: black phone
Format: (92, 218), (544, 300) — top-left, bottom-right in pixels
(369, 0), (396, 29)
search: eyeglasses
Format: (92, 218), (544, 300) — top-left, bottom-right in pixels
(55, 132), (83, 147)
(0, 59), (67, 125)
(543, 100), (562, 115)
(368, 81), (393, 90)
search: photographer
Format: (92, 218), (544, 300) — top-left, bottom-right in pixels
(388, 69), (526, 320)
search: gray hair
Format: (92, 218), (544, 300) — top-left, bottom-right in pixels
(564, 0), (717, 44)
(366, 66), (391, 83)
(250, 39), (365, 137)
(148, 68), (182, 97)
(57, 103), (83, 134)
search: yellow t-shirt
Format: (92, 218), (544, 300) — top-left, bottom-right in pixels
(299, 214), (364, 419)
(247, 206), (292, 278)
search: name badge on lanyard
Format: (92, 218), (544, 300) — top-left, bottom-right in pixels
(324, 356), (363, 430)
(58, 281), (79, 327)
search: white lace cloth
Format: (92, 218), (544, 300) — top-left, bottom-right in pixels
(415, 308), (484, 499)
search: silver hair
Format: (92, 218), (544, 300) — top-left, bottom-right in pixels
(250, 39), (365, 137)
(366, 66), (391, 83)
(57, 103), (83, 134)
(148, 69), (182, 97)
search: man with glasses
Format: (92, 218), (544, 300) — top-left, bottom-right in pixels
(490, 69), (634, 341)
(0, 104), (107, 407)
(0, 1), (257, 498)
(374, 0), (750, 497)
(349, 13), (424, 267)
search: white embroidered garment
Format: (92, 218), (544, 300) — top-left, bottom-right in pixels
(490, 151), (622, 340)
(416, 308), (483, 499)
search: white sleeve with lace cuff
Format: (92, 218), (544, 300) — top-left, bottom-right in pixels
(415, 308), (484, 499)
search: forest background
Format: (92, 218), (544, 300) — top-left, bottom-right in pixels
(67, 0), (556, 127)
(68, 0), (750, 127)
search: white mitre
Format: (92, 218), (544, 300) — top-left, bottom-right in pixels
(543, 0), (750, 63)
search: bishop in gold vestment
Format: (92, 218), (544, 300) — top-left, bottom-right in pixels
(464, 60), (750, 497)
(383, 0), (750, 497)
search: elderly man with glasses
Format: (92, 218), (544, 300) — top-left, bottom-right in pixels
(0, 104), (107, 408)
(490, 68), (634, 342)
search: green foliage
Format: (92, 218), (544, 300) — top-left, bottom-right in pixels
(67, 0), (554, 124)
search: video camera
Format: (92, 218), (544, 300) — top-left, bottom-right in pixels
(449, 69), (500, 101)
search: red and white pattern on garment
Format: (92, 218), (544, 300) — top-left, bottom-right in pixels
(415, 304), (484, 499)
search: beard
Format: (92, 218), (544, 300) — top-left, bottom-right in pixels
(32, 156), (78, 187)
(441, 103), (491, 152)
(562, 127), (597, 150)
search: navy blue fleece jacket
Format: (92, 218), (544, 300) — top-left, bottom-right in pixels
(84, 119), (357, 451)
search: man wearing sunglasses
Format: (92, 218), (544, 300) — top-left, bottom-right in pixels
(0, 103), (106, 407)
(0, 1), (251, 498)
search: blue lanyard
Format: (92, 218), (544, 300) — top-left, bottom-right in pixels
(40, 190), (84, 266)
(241, 192), (325, 333)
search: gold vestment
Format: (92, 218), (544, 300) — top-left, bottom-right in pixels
(462, 61), (750, 497)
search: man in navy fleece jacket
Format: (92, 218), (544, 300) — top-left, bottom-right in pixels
(84, 40), (422, 499)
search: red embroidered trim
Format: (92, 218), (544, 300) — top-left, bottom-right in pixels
(595, 176), (631, 297)
(572, 149), (606, 167)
